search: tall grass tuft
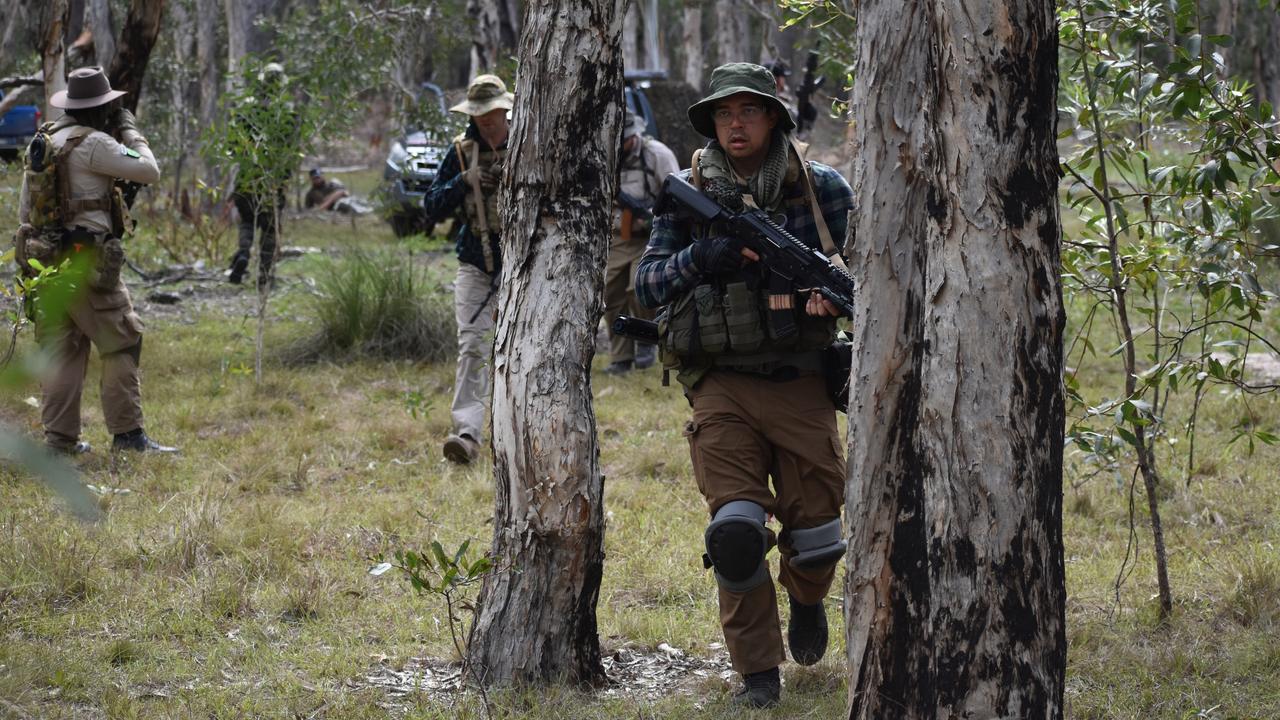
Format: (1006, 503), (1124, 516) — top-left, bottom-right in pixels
(285, 250), (456, 364)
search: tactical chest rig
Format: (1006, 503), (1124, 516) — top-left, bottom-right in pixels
(661, 142), (844, 389)
(454, 134), (506, 275)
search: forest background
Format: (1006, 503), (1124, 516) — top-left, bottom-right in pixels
(0, 0), (1279, 718)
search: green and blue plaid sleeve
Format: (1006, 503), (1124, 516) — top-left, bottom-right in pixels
(635, 170), (701, 309)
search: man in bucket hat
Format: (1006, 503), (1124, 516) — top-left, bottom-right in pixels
(635, 62), (855, 708)
(14, 66), (177, 454)
(421, 74), (514, 464)
(601, 107), (678, 375)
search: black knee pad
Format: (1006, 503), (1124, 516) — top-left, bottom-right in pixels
(704, 500), (770, 592)
(787, 517), (847, 569)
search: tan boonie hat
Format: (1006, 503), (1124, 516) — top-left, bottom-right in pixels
(50, 66), (126, 110)
(449, 74), (515, 116)
(687, 62), (796, 139)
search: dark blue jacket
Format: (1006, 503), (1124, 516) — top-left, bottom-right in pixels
(422, 123), (504, 275)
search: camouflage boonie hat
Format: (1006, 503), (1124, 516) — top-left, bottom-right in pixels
(450, 74), (515, 117)
(687, 62), (796, 139)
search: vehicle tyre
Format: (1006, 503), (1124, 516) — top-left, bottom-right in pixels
(0, 149), (18, 164)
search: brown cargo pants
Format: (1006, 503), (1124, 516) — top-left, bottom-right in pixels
(685, 370), (846, 674)
(33, 281), (145, 449)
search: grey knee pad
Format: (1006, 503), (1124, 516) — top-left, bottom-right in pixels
(703, 500), (770, 592)
(788, 518), (847, 569)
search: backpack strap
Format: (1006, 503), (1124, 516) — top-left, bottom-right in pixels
(55, 128), (99, 225)
(689, 148), (704, 189)
(457, 136), (496, 274)
(789, 136), (847, 271)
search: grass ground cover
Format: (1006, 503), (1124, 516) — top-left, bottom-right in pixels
(1, 169), (1278, 718)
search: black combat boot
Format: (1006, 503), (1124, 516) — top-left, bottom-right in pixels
(228, 250), (250, 284)
(732, 666), (780, 708)
(787, 594), (828, 666)
(634, 343), (657, 370)
(603, 359), (633, 375)
(112, 429), (179, 454)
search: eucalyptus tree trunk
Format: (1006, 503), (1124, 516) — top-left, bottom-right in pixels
(714, 0), (749, 65)
(40, 0), (70, 121)
(108, 0), (166, 113)
(623, 2), (640, 70)
(196, 0), (219, 138)
(224, 0), (275, 76)
(467, 0), (624, 688)
(467, 0), (521, 76)
(681, 1), (703, 88)
(843, 1), (1067, 718)
(85, 0), (116, 69)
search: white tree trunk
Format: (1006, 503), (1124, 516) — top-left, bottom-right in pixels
(41, 0), (69, 121)
(681, 2), (703, 89)
(623, 2), (639, 71)
(224, 0), (274, 77)
(467, 0), (521, 77)
(85, 0), (116, 69)
(468, 0), (625, 687)
(713, 0), (749, 66)
(843, 1), (1067, 718)
(196, 0), (219, 142)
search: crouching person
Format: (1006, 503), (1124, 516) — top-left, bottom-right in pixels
(14, 67), (177, 455)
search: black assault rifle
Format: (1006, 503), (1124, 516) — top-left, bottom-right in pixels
(656, 174), (856, 317)
(795, 48), (825, 136)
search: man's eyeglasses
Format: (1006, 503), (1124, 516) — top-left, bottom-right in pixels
(713, 104), (768, 126)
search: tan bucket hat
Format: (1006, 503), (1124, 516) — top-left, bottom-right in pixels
(50, 66), (127, 110)
(449, 74), (515, 116)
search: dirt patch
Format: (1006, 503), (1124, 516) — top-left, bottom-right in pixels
(358, 643), (733, 710)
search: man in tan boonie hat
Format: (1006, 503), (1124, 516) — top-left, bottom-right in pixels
(17, 66), (178, 455)
(632, 61), (855, 709)
(448, 74), (515, 116)
(424, 74), (515, 464)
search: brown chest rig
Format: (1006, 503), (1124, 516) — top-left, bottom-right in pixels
(455, 135), (506, 274)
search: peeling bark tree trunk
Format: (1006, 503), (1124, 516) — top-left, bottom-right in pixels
(40, 0), (70, 120)
(107, 0), (166, 112)
(86, 0), (116, 70)
(467, 0), (624, 687)
(843, 1), (1067, 718)
(681, 1), (703, 89)
(224, 0), (276, 77)
(467, 0), (521, 76)
(714, 0), (749, 65)
(196, 0), (219, 159)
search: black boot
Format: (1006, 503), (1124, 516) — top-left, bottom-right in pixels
(228, 250), (250, 284)
(112, 429), (179, 454)
(732, 666), (780, 708)
(787, 594), (828, 666)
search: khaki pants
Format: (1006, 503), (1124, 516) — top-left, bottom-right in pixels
(603, 233), (653, 363)
(451, 263), (496, 441)
(34, 281), (145, 448)
(685, 370), (845, 674)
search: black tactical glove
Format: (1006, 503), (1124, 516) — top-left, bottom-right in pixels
(689, 234), (746, 274)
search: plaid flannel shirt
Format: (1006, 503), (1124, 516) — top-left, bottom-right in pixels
(634, 161), (855, 309)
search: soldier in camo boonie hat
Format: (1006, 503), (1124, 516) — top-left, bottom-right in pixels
(687, 62), (796, 138)
(449, 74), (515, 116)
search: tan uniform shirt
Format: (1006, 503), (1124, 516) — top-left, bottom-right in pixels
(614, 135), (679, 233)
(18, 126), (160, 235)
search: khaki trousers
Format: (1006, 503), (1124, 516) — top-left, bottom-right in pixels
(34, 281), (145, 448)
(450, 263), (496, 442)
(685, 370), (846, 674)
(603, 233), (653, 363)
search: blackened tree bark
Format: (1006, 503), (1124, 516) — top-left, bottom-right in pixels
(843, 1), (1067, 718)
(107, 0), (166, 112)
(467, 0), (624, 687)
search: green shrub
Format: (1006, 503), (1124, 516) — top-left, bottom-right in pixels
(286, 250), (455, 364)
